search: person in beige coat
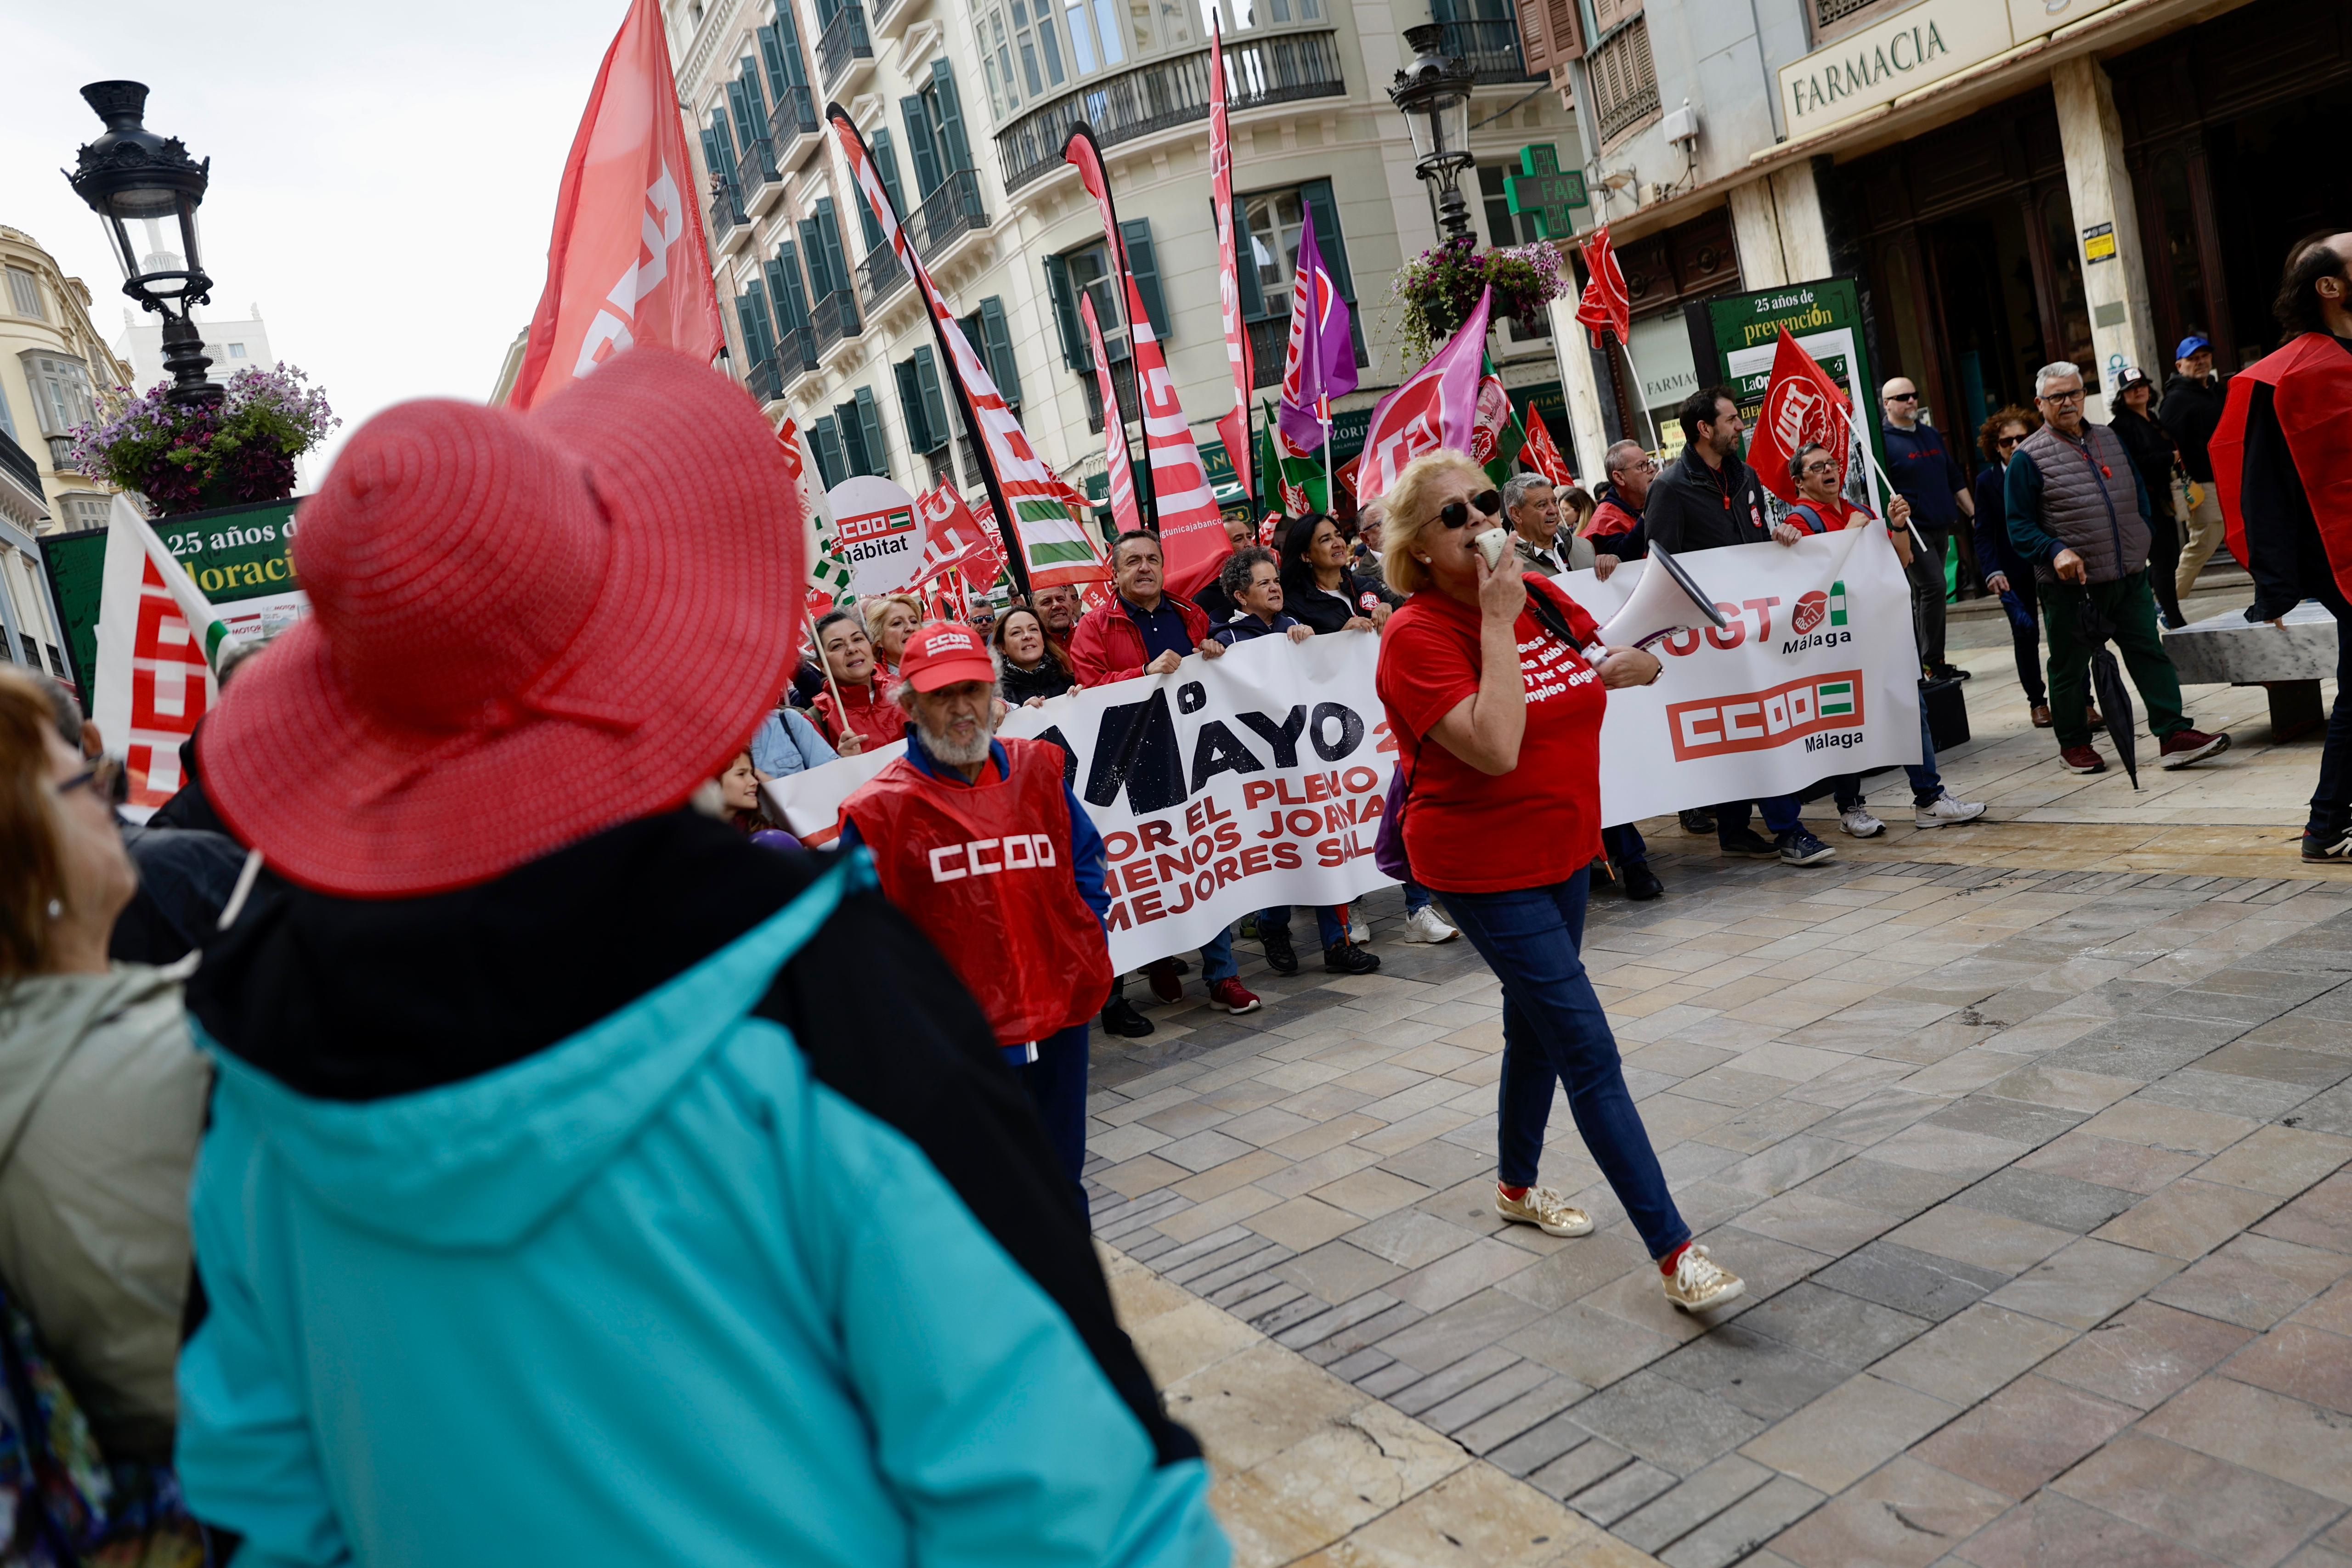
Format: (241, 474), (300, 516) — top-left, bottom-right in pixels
(0, 667), (209, 1464)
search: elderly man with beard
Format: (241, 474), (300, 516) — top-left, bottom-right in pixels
(839, 621), (1115, 1210)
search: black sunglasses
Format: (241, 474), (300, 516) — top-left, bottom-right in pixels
(1887, 391), (1918, 402)
(1997, 434), (2025, 449)
(1436, 490), (1502, 530)
(54, 755), (120, 801)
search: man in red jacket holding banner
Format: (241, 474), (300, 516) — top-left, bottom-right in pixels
(2212, 231), (2352, 862)
(838, 622), (1115, 1210)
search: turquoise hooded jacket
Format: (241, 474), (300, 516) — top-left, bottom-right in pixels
(176, 855), (1226, 1567)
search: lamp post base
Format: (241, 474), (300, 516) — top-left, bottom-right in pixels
(160, 312), (223, 406)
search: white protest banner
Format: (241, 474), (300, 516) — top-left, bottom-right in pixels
(766, 524), (1920, 969)
(91, 495), (239, 818)
(827, 474), (923, 598)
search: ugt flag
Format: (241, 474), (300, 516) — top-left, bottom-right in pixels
(1276, 204), (1357, 457)
(510, 0), (723, 409)
(1356, 287), (1493, 504)
(1747, 328), (1853, 506)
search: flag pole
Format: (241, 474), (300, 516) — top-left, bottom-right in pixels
(1612, 332), (1662, 452)
(1064, 124), (1160, 533)
(808, 611), (849, 724)
(1829, 396), (1927, 555)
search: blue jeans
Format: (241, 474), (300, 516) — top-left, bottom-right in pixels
(1446, 870), (1691, 1260)
(1835, 706), (1944, 812)
(1260, 905), (1346, 948)
(1018, 1022), (1092, 1219)
(1198, 928), (1237, 983)
(1716, 795), (1801, 844)
(1406, 881), (1435, 915)
(1601, 823), (1648, 868)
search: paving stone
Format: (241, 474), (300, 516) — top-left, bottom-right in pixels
(1952, 1166), (2138, 1234)
(1657, 1475), (1826, 1568)
(1989, 1236), (2185, 1329)
(2141, 1375), (2352, 1506)
(1804, 1156), (1973, 1222)
(2295, 1082), (2352, 1139)
(1651, 1320), (1850, 1421)
(1911, 1373), (2137, 1498)
(2221, 1320), (2352, 1415)
(1731, 1188), (1899, 1256)
(1955, 1489), (2220, 1568)
(1503, 1300), (1681, 1388)
(1385, 1342), (1522, 1417)
(1272, 1238), (1407, 1305)
(1565, 1368), (1769, 1478)
(1372, 1286), (1545, 1374)
(1321, 1346), (1392, 1383)
(1924, 1094), (2087, 1149)
(1570, 1457), (1679, 1527)
(1271, 1289), (1406, 1351)
(1448, 1371), (1589, 1455)
(1883, 1202), (2076, 1277)
(1737, 1372), (1956, 1494)
(2075, 1098), (2265, 1157)
(1736, 1280), (1932, 1369)
(1767, 1454), (2007, 1568)
(2095, 1177), (2285, 1260)
(1150, 1128), (1259, 1173)
(1526, 1435), (1637, 1502)
(1493, 1228), (1653, 1311)
(1870, 1301), (2079, 1405)
(2148, 1232), (2352, 1330)
(2256, 1171), (2352, 1254)
(1813, 1239), (2008, 1322)
(2194, 1125), (2352, 1198)
(1385, 1234), (1542, 1312)
(1344, 1206), (1488, 1269)
(1613, 1454), (1775, 1554)
(1487, 1407), (1598, 1478)
(2048, 1429), (2343, 1568)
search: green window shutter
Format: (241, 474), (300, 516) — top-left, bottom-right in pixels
(811, 414), (846, 488)
(834, 400), (867, 474)
(768, 246), (810, 330)
(715, 103), (748, 180)
(701, 121), (739, 189)
(757, 24), (802, 97)
(855, 187), (886, 251)
(814, 198), (851, 300)
(797, 219), (829, 295)
(1299, 180), (1355, 299)
(871, 129), (908, 222)
(1120, 219), (1168, 339)
(854, 387), (890, 476)
(735, 64), (767, 133)
(930, 62), (973, 173)
(737, 283), (777, 363)
(900, 96), (941, 198)
(978, 297), (1021, 404)
(894, 358), (931, 452)
(1041, 252), (1083, 372)
(913, 345), (950, 451)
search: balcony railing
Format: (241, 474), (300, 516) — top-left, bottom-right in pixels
(1436, 18), (1541, 84)
(812, 287), (861, 355)
(737, 130), (781, 194)
(43, 436), (76, 473)
(996, 27), (1345, 192)
(859, 243), (908, 309)
(778, 323), (821, 380)
(906, 167), (988, 260)
(709, 175), (748, 240)
(746, 357), (784, 404)
(769, 83), (819, 146)
(0, 429), (42, 498)
(818, 5), (873, 89)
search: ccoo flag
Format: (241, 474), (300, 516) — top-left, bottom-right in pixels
(510, 0), (723, 409)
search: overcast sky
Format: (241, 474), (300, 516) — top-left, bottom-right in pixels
(1, 0), (626, 474)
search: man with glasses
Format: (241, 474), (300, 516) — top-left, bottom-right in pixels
(1880, 377), (1978, 682)
(2007, 363), (2230, 775)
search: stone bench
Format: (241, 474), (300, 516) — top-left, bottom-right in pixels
(2162, 599), (2338, 738)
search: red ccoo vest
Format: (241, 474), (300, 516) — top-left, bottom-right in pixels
(2211, 332), (2352, 602)
(844, 738), (1114, 1046)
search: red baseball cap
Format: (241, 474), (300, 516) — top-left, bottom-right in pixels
(199, 346), (803, 897)
(896, 620), (997, 692)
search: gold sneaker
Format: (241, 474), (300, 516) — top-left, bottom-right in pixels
(1495, 1185), (1594, 1237)
(1662, 1245), (1745, 1313)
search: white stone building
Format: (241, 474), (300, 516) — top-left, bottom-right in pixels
(667, 0), (1586, 517)
(115, 302), (282, 393)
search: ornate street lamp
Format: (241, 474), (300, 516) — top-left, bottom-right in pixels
(65, 81), (221, 405)
(1388, 24), (1476, 242)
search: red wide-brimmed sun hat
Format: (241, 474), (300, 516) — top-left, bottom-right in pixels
(201, 346), (803, 897)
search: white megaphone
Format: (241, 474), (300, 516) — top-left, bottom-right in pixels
(1596, 544), (1729, 649)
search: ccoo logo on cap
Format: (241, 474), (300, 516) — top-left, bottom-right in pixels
(899, 620), (999, 692)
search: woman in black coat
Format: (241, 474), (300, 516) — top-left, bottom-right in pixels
(1277, 513), (1380, 635)
(2110, 367), (2187, 628)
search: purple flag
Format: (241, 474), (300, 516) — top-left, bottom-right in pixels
(1276, 205), (1357, 457)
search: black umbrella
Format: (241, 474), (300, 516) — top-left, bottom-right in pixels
(2076, 595), (2142, 790)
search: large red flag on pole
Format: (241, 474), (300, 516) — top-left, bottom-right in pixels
(1574, 224), (1631, 348)
(1079, 292), (1143, 539)
(1746, 327), (1855, 505)
(509, 0), (724, 409)
(1521, 403), (1577, 487)
(1209, 20), (1253, 506)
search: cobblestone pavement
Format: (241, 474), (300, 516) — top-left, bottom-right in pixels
(1086, 842), (2352, 1567)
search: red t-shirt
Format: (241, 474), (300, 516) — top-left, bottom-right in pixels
(1787, 496), (1872, 534)
(1375, 577), (1607, 894)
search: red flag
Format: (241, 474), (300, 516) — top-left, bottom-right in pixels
(1280, 475), (1312, 517)
(774, 416), (806, 484)
(1522, 404), (1576, 487)
(1471, 373), (1510, 464)
(510, 0), (722, 409)
(1078, 293), (1143, 539)
(1209, 21), (1253, 504)
(912, 480), (1006, 593)
(1747, 328), (1853, 506)
(1574, 225), (1630, 349)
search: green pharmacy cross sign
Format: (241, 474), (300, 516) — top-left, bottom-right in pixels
(1503, 145), (1587, 240)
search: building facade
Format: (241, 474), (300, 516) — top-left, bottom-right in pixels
(667, 0), (1583, 521)
(1525, 0), (2351, 479)
(115, 302), (281, 393)
(0, 226), (130, 539)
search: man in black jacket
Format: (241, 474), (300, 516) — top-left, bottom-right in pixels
(1648, 388), (1837, 869)
(2160, 334), (2230, 602)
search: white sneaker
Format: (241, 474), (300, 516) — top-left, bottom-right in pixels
(1839, 806), (1884, 838)
(1914, 790), (1988, 828)
(1349, 917), (1371, 945)
(1402, 905), (1459, 944)
(1662, 1244), (1745, 1313)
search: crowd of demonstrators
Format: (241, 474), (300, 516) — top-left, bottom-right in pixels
(2227, 231), (2352, 862)
(2006, 360), (2232, 776)
(1975, 406), (2056, 729)
(1783, 445), (1989, 837)
(995, 602), (1079, 706)
(2160, 333), (2233, 602)
(2110, 366), (2190, 629)
(808, 608), (889, 754)
(1879, 375), (1980, 680)
(164, 349), (1223, 1564)
(837, 623), (1113, 1210)
(1374, 450), (1743, 1314)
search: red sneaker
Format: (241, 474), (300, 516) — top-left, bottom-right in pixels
(1207, 978), (1262, 1015)
(2159, 728), (2231, 768)
(2059, 745), (2106, 774)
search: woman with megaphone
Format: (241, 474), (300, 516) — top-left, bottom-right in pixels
(1372, 449), (1745, 1316)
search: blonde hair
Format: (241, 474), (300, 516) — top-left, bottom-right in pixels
(1380, 449), (1488, 598)
(861, 593), (923, 649)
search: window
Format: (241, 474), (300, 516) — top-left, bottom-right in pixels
(995, 0), (1066, 99)
(62, 494), (111, 532)
(957, 298), (1023, 408)
(835, 386), (891, 476)
(809, 414), (847, 488)
(901, 62), (975, 202)
(228, 342), (249, 358)
(6, 267), (42, 320)
(1587, 14), (1660, 143)
(1480, 165), (1539, 247)
(1241, 182), (1351, 322)
(895, 346), (951, 454)
(20, 355), (95, 437)
(0, 387), (17, 444)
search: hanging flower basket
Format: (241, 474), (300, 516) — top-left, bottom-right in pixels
(1391, 236), (1570, 364)
(67, 364), (339, 518)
